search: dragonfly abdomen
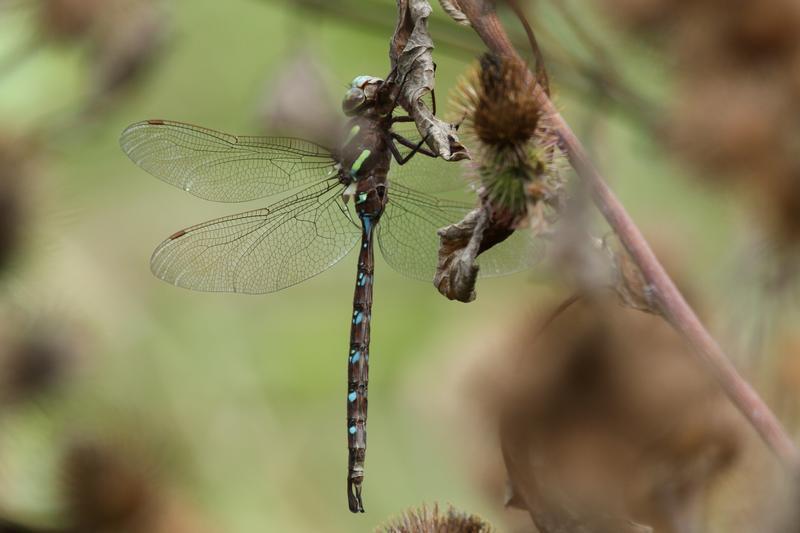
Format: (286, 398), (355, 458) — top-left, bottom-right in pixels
(347, 214), (376, 513)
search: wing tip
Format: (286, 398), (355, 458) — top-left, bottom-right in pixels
(119, 118), (168, 139)
(168, 229), (187, 240)
(119, 119), (162, 154)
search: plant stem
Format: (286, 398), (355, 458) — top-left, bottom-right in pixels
(456, 0), (800, 470)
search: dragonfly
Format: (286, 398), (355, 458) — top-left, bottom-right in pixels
(120, 73), (540, 513)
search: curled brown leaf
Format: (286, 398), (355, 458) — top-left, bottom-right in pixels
(390, 0), (468, 161)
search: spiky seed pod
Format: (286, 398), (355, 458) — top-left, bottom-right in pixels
(472, 54), (541, 148)
(451, 53), (565, 234)
(379, 503), (495, 533)
(435, 54), (565, 302)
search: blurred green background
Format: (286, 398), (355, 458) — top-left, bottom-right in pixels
(0, 0), (752, 531)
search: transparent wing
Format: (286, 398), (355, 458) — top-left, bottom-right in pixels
(150, 179), (359, 294)
(378, 183), (470, 281)
(378, 183), (544, 282)
(477, 225), (546, 277)
(120, 120), (338, 202)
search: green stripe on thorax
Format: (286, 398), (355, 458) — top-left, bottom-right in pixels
(350, 149), (371, 177)
(344, 125), (360, 146)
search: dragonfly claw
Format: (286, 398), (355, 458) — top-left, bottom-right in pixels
(347, 477), (365, 513)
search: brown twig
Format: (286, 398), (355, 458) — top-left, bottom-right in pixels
(454, 0), (800, 471)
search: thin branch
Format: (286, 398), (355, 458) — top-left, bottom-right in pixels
(268, 0), (657, 129)
(505, 0), (550, 93)
(454, 0), (800, 471)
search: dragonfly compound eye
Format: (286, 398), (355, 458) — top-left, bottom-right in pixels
(363, 83), (378, 100)
(342, 88), (366, 115)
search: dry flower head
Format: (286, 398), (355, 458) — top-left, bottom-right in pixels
(436, 54), (566, 301)
(458, 292), (744, 532)
(379, 503), (495, 533)
(451, 53), (565, 230)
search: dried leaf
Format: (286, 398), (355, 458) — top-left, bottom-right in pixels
(390, 0), (468, 161)
(434, 207), (486, 302)
(434, 198), (522, 302)
(603, 235), (661, 314)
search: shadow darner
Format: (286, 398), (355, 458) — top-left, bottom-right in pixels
(120, 74), (539, 513)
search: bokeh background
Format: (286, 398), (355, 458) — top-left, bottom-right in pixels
(1, 0), (798, 532)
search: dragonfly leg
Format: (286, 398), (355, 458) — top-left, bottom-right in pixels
(389, 132), (436, 165)
(390, 115), (415, 124)
(384, 67), (413, 112)
(430, 64), (437, 115)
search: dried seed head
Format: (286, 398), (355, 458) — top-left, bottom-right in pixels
(380, 503), (495, 533)
(450, 54), (566, 227)
(0, 309), (80, 406)
(474, 54), (541, 147)
(454, 54), (541, 149)
(484, 293), (743, 532)
(63, 440), (160, 532)
(437, 55), (566, 301)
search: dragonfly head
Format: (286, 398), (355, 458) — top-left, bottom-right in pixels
(342, 75), (384, 116)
